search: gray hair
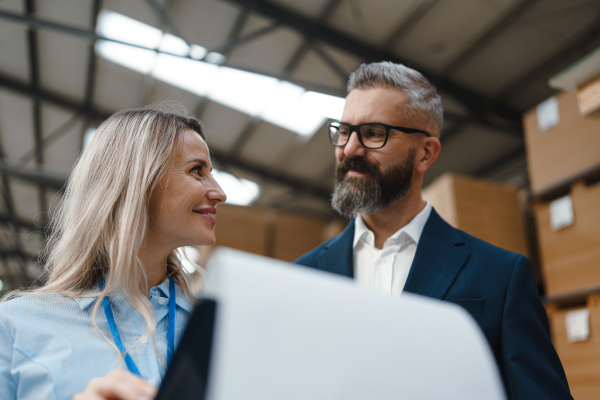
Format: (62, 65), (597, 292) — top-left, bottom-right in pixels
(347, 61), (443, 136)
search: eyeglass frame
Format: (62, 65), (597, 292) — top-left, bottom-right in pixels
(328, 121), (431, 149)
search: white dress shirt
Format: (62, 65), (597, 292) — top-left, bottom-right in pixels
(353, 201), (432, 297)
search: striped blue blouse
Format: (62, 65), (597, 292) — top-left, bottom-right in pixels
(0, 278), (194, 400)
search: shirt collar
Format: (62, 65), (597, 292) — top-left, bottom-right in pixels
(155, 277), (195, 313)
(353, 200), (432, 248)
(72, 278), (195, 313)
(353, 214), (373, 248)
(72, 287), (101, 311)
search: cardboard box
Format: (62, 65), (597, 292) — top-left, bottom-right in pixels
(577, 75), (600, 117)
(534, 179), (600, 296)
(213, 204), (271, 256)
(547, 295), (600, 399)
(272, 213), (325, 262)
(523, 91), (600, 194)
(211, 204), (338, 262)
(423, 173), (528, 256)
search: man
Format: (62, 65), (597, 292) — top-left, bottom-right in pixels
(295, 62), (572, 399)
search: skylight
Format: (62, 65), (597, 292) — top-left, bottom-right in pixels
(212, 169), (261, 206)
(95, 10), (345, 137)
(83, 127), (97, 148)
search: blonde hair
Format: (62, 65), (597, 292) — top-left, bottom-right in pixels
(11, 106), (205, 363)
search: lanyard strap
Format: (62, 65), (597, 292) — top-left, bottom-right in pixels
(167, 276), (176, 365)
(98, 276), (176, 376)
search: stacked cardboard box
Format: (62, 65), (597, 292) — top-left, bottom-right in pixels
(423, 173), (528, 256)
(524, 89), (600, 298)
(523, 90), (600, 195)
(210, 204), (346, 262)
(545, 295), (600, 400)
(525, 56), (600, 396)
(533, 179), (600, 296)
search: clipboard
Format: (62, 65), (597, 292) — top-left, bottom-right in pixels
(157, 248), (505, 400)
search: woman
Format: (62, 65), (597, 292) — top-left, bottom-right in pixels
(0, 107), (226, 400)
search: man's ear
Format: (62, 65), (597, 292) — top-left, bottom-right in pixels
(415, 137), (441, 173)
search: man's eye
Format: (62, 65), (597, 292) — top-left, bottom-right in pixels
(365, 129), (385, 138)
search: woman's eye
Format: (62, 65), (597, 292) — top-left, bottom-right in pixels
(192, 166), (203, 176)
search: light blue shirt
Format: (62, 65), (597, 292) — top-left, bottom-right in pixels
(0, 279), (194, 400)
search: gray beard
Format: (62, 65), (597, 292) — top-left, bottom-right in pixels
(331, 152), (415, 219)
(331, 177), (388, 218)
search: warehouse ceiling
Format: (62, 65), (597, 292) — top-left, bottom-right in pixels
(1, 0), (600, 290)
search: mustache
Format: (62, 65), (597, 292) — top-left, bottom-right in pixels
(335, 157), (379, 181)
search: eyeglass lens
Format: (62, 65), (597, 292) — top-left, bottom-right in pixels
(329, 123), (387, 148)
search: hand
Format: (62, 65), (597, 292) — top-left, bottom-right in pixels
(72, 369), (158, 400)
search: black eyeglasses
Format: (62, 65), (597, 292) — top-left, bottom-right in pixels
(328, 122), (430, 149)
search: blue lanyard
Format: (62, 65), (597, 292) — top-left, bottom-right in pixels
(98, 276), (177, 376)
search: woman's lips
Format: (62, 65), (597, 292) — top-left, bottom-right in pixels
(193, 207), (216, 225)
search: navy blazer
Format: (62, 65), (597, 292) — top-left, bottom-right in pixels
(295, 208), (572, 400)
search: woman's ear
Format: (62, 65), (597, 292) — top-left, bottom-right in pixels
(415, 137), (441, 173)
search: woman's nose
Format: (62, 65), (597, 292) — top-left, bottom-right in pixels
(207, 178), (227, 204)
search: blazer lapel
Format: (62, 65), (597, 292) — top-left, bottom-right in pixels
(317, 219), (355, 278)
(403, 209), (470, 300)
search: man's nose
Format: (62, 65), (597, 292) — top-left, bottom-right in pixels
(343, 131), (367, 158)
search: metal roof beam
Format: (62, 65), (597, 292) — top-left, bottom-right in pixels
(211, 152), (332, 200)
(0, 62), (516, 136)
(228, 117), (261, 156)
(308, 41), (347, 82)
(221, 0), (523, 126)
(0, 248), (36, 261)
(382, 0), (439, 51)
(0, 160), (67, 191)
(25, 0), (48, 228)
(0, 214), (42, 232)
(16, 112), (82, 169)
(0, 150), (332, 201)
(144, 0), (188, 41)
(0, 74), (334, 200)
(283, 0), (343, 75)
(227, 4), (251, 44)
(79, 0), (103, 146)
(498, 9), (600, 101)
(440, 0), (540, 77)
(474, 146), (526, 179)
(205, 23), (280, 58)
(0, 10), (347, 97)
(0, 73), (110, 120)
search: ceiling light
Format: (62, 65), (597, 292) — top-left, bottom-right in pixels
(212, 169), (261, 206)
(153, 54), (219, 96)
(159, 33), (190, 56)
(205, 52), (226, 65)
(190, 44), (208, 60)
(97, 10), (162, 48)
(300, 91), (346, 120)
(261, 81), (324, 136)
(83, 128), (98, 148)
(95, 40), (157, 74)
(209, 67), (279, 116)
(95, 10), (346, 138)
